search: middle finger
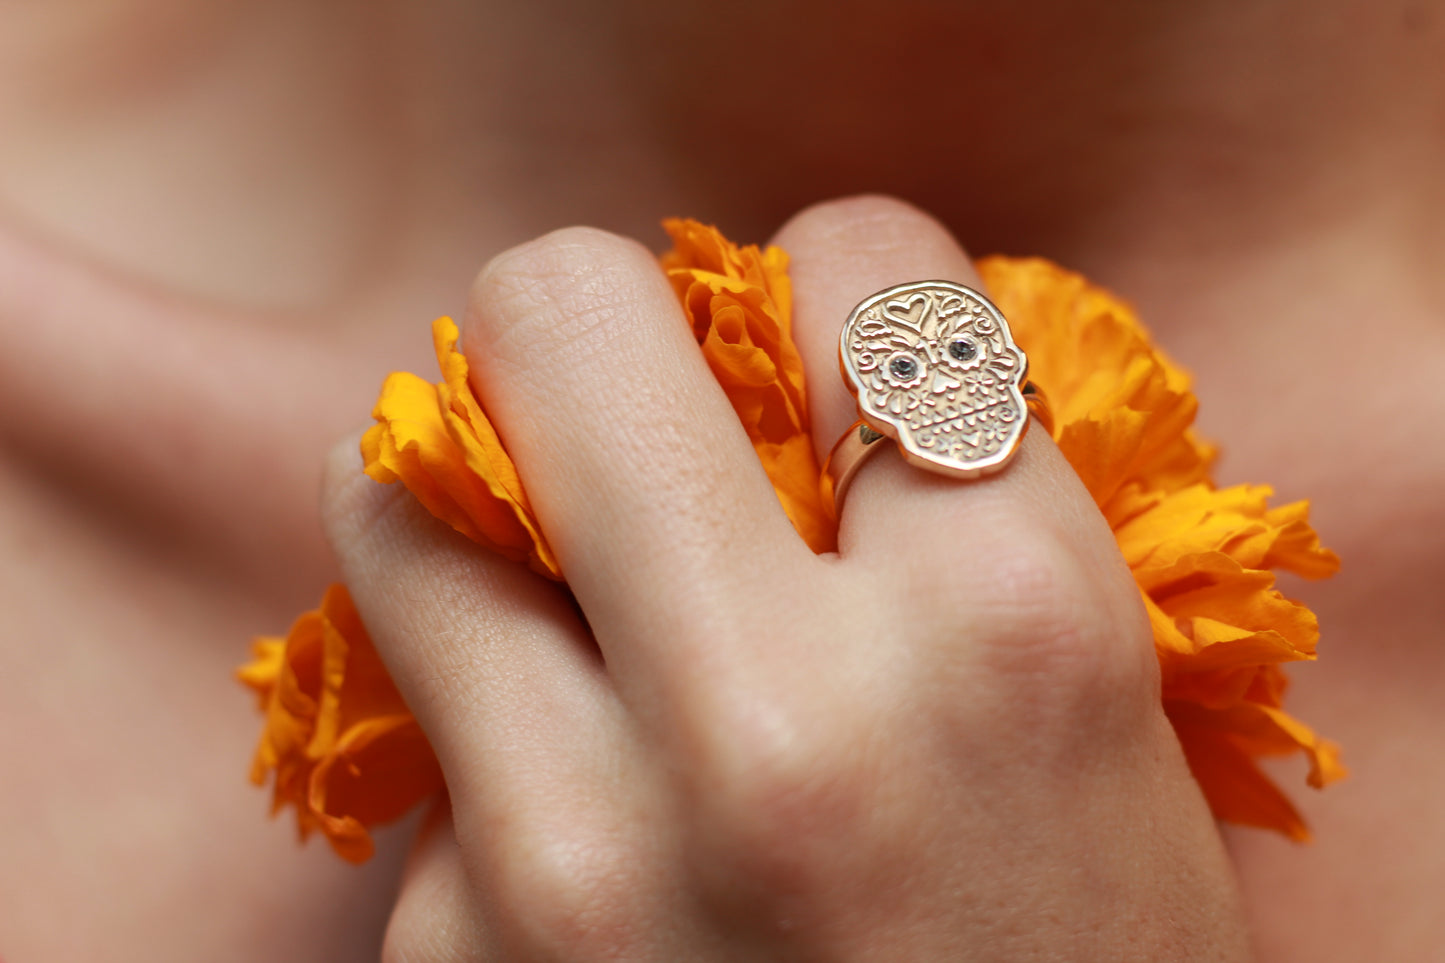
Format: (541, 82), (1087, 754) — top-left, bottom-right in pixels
(463, 227), (815, 690)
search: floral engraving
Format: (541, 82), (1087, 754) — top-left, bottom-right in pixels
(842, 282), (1028, 476)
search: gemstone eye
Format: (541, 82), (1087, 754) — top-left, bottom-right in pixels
(889, 355), (919, 380)
(948, 338), (979, 362)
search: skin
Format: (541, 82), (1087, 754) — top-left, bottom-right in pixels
(1, 0), (1442, 959)
(322, 204), (1250, 960)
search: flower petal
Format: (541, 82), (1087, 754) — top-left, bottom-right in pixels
(1170, 710), (1313, 842)
(662, 220), (834, 553)
(307, 714), (446, 864)
(362, 318), (560, 579)
(241, 585), (446, 857)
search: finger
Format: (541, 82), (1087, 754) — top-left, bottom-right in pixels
(326, 447), (690, 958)
(772, 197), (1145, 634)
(321, 441), (639, 855)
(383, 801), (489, 963)
(462, 228), (814, 684)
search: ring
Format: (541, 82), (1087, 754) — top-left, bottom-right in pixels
(822, 280), (1053, 518)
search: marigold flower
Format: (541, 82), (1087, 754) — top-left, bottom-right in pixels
(362, 317), (560, 578)
(239, 584), (444, 863)
(979, 256), (1343, 839)
(661, 218), (834, 553)
(242, 224), (1343, 858)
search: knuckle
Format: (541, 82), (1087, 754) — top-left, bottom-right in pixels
(953, 525), (1152, 715)
(468, 226), (658, 360)
(775, 193), (970, 262)
(380, 806), (489, 963)
(319, 436), (418, 554)
(378, 924), (422, 963)
(679, 686), (882, 898)
(319, 432), (372, 517)
(492, 822), (648, 960)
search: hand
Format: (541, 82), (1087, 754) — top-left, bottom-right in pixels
(323, 196), (1252, 962)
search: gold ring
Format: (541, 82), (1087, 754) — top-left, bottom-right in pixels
(822, 280), (1053, 518)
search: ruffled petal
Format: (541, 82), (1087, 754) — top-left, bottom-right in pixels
(240, 585), (445, 857)
(361, 318), (560, 579)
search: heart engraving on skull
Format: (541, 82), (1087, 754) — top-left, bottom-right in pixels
(840, 280), (1031, 479)
(881, 293), (930, 332)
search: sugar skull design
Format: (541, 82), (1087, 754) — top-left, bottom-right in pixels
(840, 281), (1031, 478)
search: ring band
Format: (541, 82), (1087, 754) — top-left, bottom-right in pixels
(823, 382), (1052, 517)
(822, 280), (1051, 518)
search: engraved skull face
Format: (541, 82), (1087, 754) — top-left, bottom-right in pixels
(840, 281), (1029, 478)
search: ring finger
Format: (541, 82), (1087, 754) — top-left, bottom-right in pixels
(773, 196), (1145, 645)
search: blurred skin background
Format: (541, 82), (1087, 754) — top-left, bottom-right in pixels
(1, 1), (1442, 960)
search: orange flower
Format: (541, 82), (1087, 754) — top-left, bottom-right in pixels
(979, 256), (1343, 839)
(362, 317), (560, 579)
(661, 218), (834, 553)
(243, 225), (1343, 859)
(239, 584), (444, 863)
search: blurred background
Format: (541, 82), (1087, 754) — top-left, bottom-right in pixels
(1, 2), (1441, 960)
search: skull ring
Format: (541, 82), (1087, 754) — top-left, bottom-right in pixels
(823, 280), (1052, 517)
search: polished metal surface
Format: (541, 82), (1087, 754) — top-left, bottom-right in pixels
(824, 280), (1051, 516)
